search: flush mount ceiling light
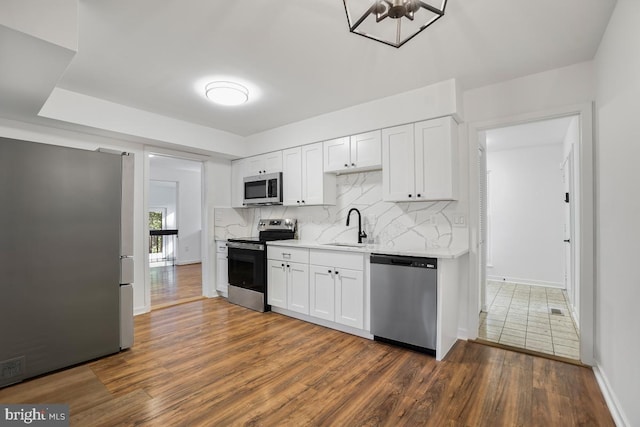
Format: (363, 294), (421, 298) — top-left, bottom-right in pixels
(343, 0), (447, 48)
(205, 81), (249, 106)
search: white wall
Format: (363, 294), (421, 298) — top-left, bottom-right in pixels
(243, 79), (462, 155)
(487, 144), (565, 286)
(594, 1), (640, 425)
(150, 163), (202, 265)
(464, 61), (595, 124)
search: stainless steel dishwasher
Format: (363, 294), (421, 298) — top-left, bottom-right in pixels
(370, 254), (437, 354)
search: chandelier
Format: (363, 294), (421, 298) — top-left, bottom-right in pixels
(343, 0), (448, 48)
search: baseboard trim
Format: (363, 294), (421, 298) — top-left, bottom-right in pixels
(593, 363), (629, 427)
(486, 276), (563, 288)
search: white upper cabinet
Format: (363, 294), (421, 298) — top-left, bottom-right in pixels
(245, 151), (283, 176)
(324, 130), (381, 174)
(283, 143), (336, 206)
(414, 117), (458, 201)
(230, 158), (247, 208)
(382, 124), (415, 201)
(382, 116), (458, 202)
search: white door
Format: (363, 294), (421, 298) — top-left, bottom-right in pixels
(382, 124), (415, 201)
(216, 254), (228, 293)
(562, 150), (575, 315)
(324, 137), (350, 172)
(309, 265), (335, 321)
(414, 117), (457, 201)
(350, 130), (381, 169)
(287, 262), (309, 315)
(478, 143), (488, 312)
(264, 152), (283, 173)
(282, 147), (302, 206)
(267, 260), (287, 309)
(334, 268), (363, 329)
(301, 142), (324, 205)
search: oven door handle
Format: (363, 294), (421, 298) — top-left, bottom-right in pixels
(227, 241), (265, 251)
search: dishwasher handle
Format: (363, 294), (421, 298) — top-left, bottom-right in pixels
(370, 254), (437, 269)
(391, 259), (412, 266)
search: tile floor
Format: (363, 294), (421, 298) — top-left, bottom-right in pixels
(478, 280), (580, 360)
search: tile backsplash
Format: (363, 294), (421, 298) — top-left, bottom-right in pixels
(214, 171), (467, 250)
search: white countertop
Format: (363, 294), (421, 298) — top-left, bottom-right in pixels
(267, 239), (469, 259)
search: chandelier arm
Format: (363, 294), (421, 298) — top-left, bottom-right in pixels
(418, 1), (445, 16)
(350, 1), (383, 30)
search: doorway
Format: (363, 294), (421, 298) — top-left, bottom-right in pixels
(477, 116), (580, 360)
(468, 104), (595, 365)
(148, 155), (204, 309)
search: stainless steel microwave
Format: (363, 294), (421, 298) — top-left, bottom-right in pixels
(243, 172), (282, 206)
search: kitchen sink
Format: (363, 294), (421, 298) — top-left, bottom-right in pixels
(322, 242), (366, 248)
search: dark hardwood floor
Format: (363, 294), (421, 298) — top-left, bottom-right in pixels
(0, 298), (614, 426)
(150, 263), (203, 308)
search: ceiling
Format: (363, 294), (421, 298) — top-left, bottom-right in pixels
(2, 1), (616, 139)
(486, 116), (575, 152)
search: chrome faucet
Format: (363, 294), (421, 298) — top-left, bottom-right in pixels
(346, 208), (367, 244)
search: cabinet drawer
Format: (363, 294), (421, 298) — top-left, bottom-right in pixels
(267, 246), (309, 263)
(309, 249), (364, 270)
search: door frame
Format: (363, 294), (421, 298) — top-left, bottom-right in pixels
(143, 147), (211, 312)
(467, 103), (595, 365)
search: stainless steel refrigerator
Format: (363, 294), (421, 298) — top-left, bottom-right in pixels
(0, 137), (134, 388)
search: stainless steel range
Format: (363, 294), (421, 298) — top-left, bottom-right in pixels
(227, 218), (296, 312)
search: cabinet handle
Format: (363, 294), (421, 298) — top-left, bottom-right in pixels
(417, 194), (421, 197)
(281, 263), (285, 266)
(344, 163), (348, 167)
(328, 269), (332, 273)
(334, 270), (339, 275)
(408, 194), (412, 198)
(351, 163), (355, 167)
(302, 200), (305, 204)
(286, 264), (290, 268)
(296, 200), (300, 204)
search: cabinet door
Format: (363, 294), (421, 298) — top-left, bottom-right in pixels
(264, 151), (283, 173)
(246, 155), (265, 176)
(282, 147), (302, 206)
(309, 265), (335, 321)
(216, 254), (228, 293)
(231, 159), (247, 208)
(287, 262), (309, 315)
(267, 260), (287, 309)
(382, 124), (415, 202)
(301, 142), (327, 206)
(350, 130), (381, 170)
(414, 116), (458, 201)
(335, 268), (364, 329)
(323, 137), (350, 173)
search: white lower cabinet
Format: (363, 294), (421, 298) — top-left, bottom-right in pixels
(309, 266), (335, 321)
(334, 268), (364, 329)
(215, 240), (228, 295)
(267, 247), (310, 314)
(268, 246), (366, 332)
(309, 249), (365, 329)
(267, 259), (288, 309)
(287, 262), (309, 314)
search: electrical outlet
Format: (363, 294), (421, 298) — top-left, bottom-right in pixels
(453, 214), (466, 227)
